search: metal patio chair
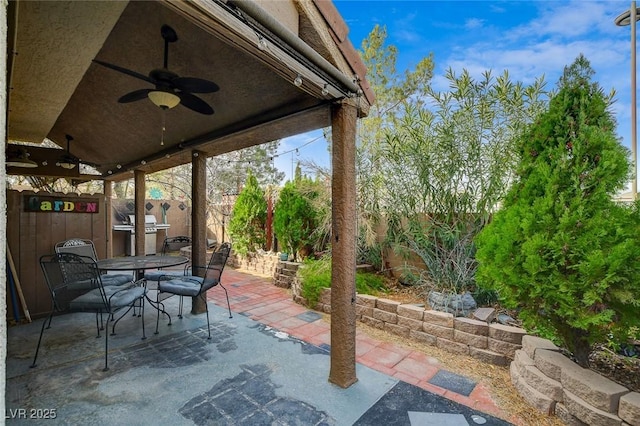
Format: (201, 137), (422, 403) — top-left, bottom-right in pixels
(56, 238), (134, 286)
(155, 242), (232, 338)
(31, 253), (147, 371)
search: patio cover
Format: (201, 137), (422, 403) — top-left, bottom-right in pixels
(1, 0), (374, 414)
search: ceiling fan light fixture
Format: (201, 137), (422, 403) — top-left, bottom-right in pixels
(148, 90), (180, 109)
(57, 160), (77, 170)
(7, 149), (38, 168)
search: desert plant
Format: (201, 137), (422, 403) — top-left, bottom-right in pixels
(228, 172), (267, 255)
(475, 55), (640, 367)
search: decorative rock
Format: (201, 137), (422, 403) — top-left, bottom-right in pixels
(473, 307), (496, 323)
(428, 291), (477, 317)
(619, 392), (640, 426)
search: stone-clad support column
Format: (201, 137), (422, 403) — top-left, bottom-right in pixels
(329, 100), (358, 388)
(134, 170), (145, 256)
(191, 150), (207, 314)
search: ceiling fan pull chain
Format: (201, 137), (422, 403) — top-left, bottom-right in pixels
(161, 109), (166, 146)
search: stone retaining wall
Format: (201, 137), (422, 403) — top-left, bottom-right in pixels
(234, 256), (640, 425)
(228, 252), (281, 277)
(511, 335), (639, 425)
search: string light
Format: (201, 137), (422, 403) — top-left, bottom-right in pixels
(293, 74), (303, 87)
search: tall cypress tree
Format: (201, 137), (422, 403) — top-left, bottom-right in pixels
(475, 55), (640, 367)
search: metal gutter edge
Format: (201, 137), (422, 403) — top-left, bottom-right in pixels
(227, 0), (361, 96)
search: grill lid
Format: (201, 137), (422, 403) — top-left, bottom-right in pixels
(126, 215), (158, 225)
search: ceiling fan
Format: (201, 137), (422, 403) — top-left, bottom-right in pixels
(57, 135), (99, 170)
(93, 24), (218, 115)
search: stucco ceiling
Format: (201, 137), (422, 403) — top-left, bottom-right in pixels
(6, 0), (369, 181)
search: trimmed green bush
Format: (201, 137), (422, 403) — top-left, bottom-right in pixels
(298, 257), (386, 307)
(228, 173), (267, 255)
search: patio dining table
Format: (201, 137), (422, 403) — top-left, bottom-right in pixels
(96, 255), (189, 281)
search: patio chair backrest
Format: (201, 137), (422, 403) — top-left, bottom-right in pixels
(55, 239), (98, 260)
(40, 253), (106, 312)
(161, 236), (192, 255)
(202, 242), (231, 291)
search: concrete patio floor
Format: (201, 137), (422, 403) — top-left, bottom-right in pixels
(5, 268), (512, 425)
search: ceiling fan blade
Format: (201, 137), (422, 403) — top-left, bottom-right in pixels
(93, 60), (154, 84)
(118, 89), (152, 103)
(173, 77), (219, 94)
(177, 92), (214, 115)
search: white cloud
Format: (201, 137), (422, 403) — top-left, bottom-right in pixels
(465, 18), (485, 30)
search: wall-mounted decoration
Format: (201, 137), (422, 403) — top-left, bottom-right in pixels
(179, 203), (186, 211)
(145, 202), (154, 211)
(24, 195), (100, 213)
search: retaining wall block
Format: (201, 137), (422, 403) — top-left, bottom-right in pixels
(409, 330), (437, 346)
(453, 329), (488, 349)
(376, 298), (401, 313)
(489, 323), (528, 345)
(487, 338), (521, 359)
(510, 362), (556, 415)
(422, 322), (454, 340)
(423, 310), (455, 328)
(513, 349), (535, 377)
(397, 304), (425, 321)
(561, 364), (629, 413)
(397, 316), (423, 331)
(356, 294), (377, 307)
(361, 315), (384, 329)
(319, 288), (332, 305)
(469, 347), (508, 366)
(372, 308), (398, 324)
(355, 305), (373, 318)
(563, 390), (623, 426)
(555, 403), (589, 426)
(522, 335), (559, 359)
(534, 349), (579, 383)
(522, 364), (563, 402)
(454, 317), (489, 336)
(619, 392), (640, 426)
(384, 323), (410, 338)
(436, 337), (469, 355)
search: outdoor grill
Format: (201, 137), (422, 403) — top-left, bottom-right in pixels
(113, 215), (170, 256)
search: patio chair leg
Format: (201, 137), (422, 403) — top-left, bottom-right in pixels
(103, 326), (109, 372)
(95, 313), (102, 338)
(30, 313), (53, 368)
(220, 283), (232, 319)
(178, 296), (184, 319)
(201, 293), (211, 340)
(141, 296), (146, 340)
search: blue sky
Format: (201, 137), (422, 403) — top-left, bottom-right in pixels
(276, 1), (637, 187)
